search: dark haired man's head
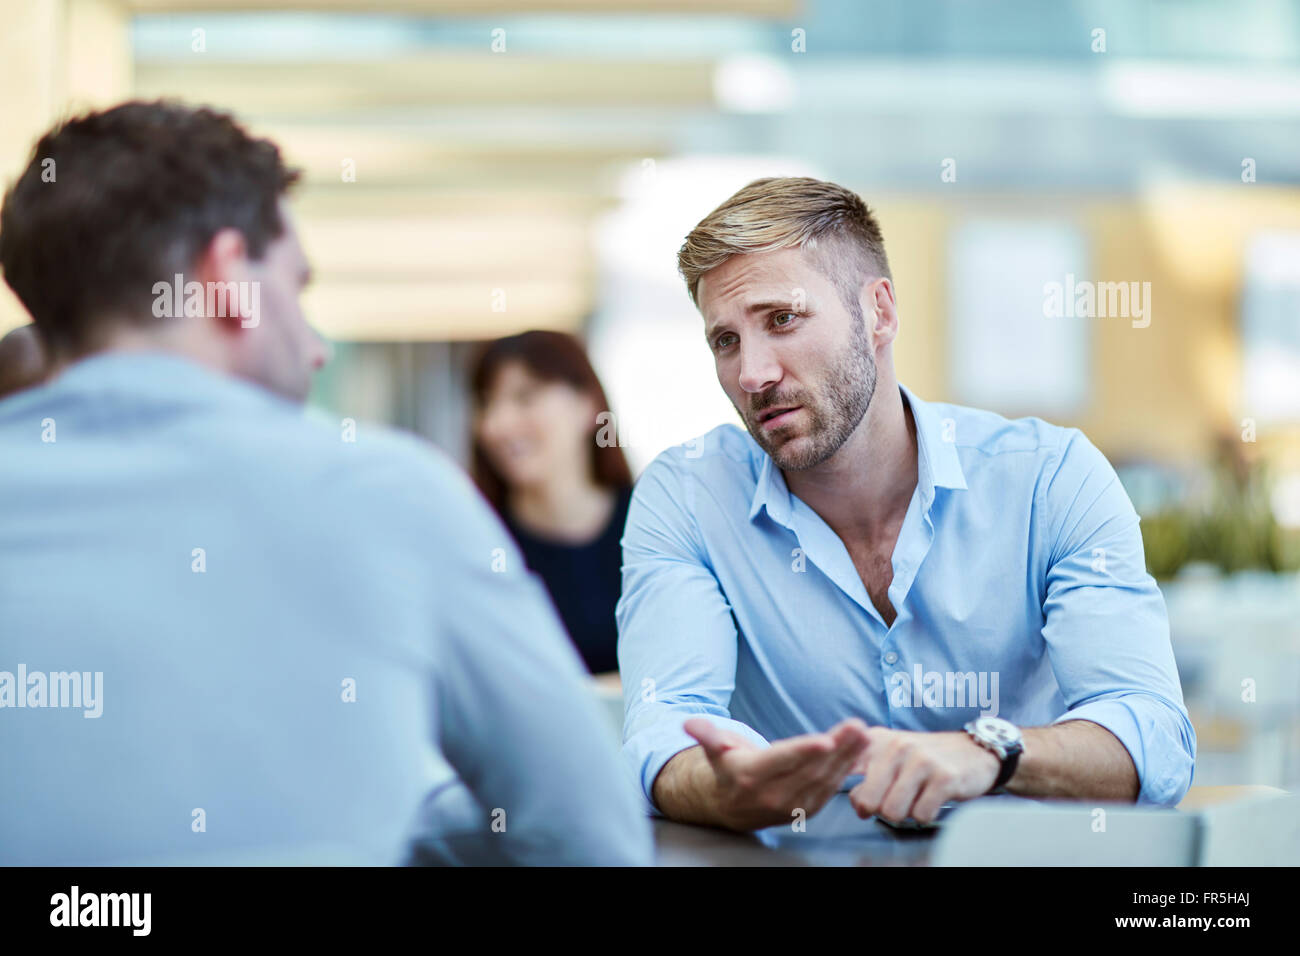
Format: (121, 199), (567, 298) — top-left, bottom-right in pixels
(0, 100), (327, 401)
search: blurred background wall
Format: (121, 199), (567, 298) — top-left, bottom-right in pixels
(2, 0), (1298, 790)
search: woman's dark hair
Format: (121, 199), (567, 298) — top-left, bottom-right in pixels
(470, 330), (632, 513)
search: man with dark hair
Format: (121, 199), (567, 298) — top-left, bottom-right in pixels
(0, 101), (651, 865)
(0, 101), (324, 400)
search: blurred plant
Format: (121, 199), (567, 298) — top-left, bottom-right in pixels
(1140, 509), (1193, 580)
(1140, 431), (1300, 580)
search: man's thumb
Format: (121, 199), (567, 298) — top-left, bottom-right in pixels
(684, 717), (741, 759)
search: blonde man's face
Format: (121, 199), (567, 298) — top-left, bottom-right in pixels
(697, 246), (880, 471)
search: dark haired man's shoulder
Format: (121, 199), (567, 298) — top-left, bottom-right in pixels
(200, 394), (516, 597)
(229, 400), (484, 526)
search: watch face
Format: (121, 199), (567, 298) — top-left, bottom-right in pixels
(974, 716), (1021, 746)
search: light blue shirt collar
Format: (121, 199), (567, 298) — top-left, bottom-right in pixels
(56, 349), (225, 390)
(747, 382), (967, 529)
(39, 349), (294, 416)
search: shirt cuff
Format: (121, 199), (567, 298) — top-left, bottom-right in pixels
(1051, 695), (1195, 806)
(622, 713), (770, 816)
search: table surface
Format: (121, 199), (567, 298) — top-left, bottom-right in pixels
(652, 787), (1284, 866)
(653, 792), (943, 866)
(408, 783), (1271, 866)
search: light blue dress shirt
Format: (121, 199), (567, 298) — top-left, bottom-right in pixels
(0, 351), (652, 865)
(618, 383), (1196, 811)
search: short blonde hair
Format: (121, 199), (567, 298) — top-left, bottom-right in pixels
(677, 176), (891, 310)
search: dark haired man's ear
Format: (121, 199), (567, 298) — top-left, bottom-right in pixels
(195, 228), (256, 332)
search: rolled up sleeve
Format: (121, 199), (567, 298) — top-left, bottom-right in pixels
(1036, 429), (1197, 806)
(616, 453), (770, 814)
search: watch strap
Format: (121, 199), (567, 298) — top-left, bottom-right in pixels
(990, 747), (1020, 793)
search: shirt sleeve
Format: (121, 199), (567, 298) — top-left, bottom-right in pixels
(422, 461), (654, 865)
(1035, 428), (1197, 806)
(616, 453), (770, 814)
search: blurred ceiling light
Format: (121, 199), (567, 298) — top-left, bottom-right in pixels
(1102, 62), (1300, 119)
(604, 154), (819, 283)
(1246, 230), (1300, 284)
(305, 278), (588, 342)
(713, 54), (794, 113)
(1242, 231), (1300, 426)
(298, 214), (590, 279)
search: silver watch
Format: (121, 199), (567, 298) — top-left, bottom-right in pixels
(964, 716), (1023, 792)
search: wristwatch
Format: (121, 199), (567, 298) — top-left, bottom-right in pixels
(964, 716), (1023, 793)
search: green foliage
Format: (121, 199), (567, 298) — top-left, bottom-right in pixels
(1141, 509), (1193, 580)
(1140, 440), (1300, 580)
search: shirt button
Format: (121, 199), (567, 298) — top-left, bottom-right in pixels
(884, 651), (899, 665)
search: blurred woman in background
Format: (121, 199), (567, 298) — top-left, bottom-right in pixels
(471, 330), (633, 675)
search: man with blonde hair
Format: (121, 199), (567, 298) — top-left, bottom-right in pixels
(617, 176), (1195, 830)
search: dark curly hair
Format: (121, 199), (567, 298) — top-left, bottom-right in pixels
(0, 100), (301, 358)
